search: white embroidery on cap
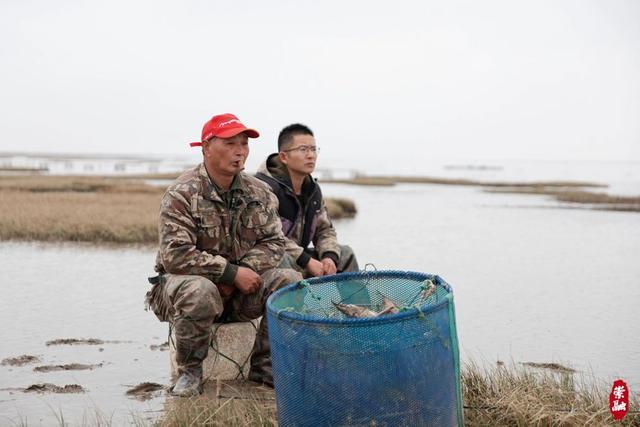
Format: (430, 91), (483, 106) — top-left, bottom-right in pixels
(219, 119), (240, 127)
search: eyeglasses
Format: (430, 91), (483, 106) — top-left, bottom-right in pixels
(282, 145), (320, 155)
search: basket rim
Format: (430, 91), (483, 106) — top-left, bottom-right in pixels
(266, 270), (453, 325)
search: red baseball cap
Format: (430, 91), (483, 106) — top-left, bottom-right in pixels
(189, 113), (260, 147)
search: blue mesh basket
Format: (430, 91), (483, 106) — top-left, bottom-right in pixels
(267, 270), (463, 426)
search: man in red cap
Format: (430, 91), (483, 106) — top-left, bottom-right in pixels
(147, 113), (301, 396)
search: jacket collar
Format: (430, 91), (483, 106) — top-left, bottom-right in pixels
(198, 163), (245, 202)
(258, 153), (317, 196)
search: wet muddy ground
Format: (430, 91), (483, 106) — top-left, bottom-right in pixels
(24, 384), (85, 394)
(1, 355), (40, 367)
(0, 244), (170, 425)
(33, 363), (102, 373)
(126, 382), (165, 401)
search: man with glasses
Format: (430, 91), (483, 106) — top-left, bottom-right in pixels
(256, 123), (359, 279)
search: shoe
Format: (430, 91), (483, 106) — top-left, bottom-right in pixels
(170, 366), (203, 397)
(248, 368), (274, 388)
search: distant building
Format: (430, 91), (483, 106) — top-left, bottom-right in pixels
(0, 153), (197, 176)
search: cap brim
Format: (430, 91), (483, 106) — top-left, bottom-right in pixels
(190, 142), (202, 147)
(216, 127), (260, 139)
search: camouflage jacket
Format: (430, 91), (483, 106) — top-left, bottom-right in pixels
(256, 154), (340, 268)
(155, 163), (285, 284)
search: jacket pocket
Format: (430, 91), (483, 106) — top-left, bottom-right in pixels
(199, 212), (224, 241)
(240, 202), (269, 229)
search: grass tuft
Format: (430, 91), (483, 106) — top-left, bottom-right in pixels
(461, 361), (640, 426)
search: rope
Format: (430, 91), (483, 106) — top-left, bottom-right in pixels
(299, 279), (332, 317)
(335, 263), (377, 305)
(208, 323), (249, 381)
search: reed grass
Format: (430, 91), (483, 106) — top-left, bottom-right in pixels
(320, 175), (605, 188)
(159, 392), (277, 427)
(0, 175), (162, 194)
(153, 363), (639, 426)
(4, 360), (637, 425)
(0, 176), (356, 244)
(462, 362), (639, 426)
(0, 190), (160, 244)
(486, 186), (640, 212)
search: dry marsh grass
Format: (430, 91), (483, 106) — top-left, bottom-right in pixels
(0, 175), (356, 244)
(0, 189), (160, 244)
(321, 175), (605, 189)
(160, 395), (277, 427)
(325, 197), (357, 218)
(321, 174), (640, 213)
(0, 175), (161, 194)
(486, 186), (640, 212)
(462, 362), (640, 426)
(152, 363), (639, 426)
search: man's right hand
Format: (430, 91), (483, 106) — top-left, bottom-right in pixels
(233, 266), (263, 295)
(306, 258), (325, 277)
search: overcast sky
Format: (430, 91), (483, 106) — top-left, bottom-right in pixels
(1, 0), (639, 165)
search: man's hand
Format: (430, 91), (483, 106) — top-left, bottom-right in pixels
(306, 258), (325, 277)
(233, 266), (263, 295)
(321, 258), (337, 276)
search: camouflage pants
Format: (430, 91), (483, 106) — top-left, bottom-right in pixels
(249, 269), (302, 381)
(150, 269), (301, 376)
(279, 244), (360, 276)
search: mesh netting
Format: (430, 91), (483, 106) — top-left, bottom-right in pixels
(267, 270), (463, 426)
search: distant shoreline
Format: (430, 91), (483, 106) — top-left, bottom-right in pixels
(319, 174), (640, 212)
(0, 173), (638, 245)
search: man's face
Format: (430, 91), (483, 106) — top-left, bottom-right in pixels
(202, 133), (250, 178)
(280, 134), (317, 177)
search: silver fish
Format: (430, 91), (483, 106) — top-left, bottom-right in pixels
(377, 295), (401, 315)
(332, 301), (378, 318)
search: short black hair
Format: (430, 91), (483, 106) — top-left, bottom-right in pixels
(278, 123), (314, 151)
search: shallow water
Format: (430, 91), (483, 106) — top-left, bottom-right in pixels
(322, 183), (640, 387)
(0, 243), (167, 425)
(1, 183), (639, 425)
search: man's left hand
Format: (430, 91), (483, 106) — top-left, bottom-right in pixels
(321, 258), (337, 276)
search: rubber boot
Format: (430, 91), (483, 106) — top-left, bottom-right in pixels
(170, 365), (203, 397)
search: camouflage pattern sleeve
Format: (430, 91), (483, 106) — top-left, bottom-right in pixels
(158, 188), (229, 279)
(238, 190), (286, 274)
(283, 235), (305, 262)
(313, 199), (341, 260)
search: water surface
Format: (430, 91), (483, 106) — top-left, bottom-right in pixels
(1, 182), (639, 425)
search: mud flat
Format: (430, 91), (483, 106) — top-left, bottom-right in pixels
(321, 174), (640, 213)
(150, 342), (169, 351)
(23, 384), (85, 394)
(33, 363), (102, 372)
(126, 382), (165, 401)
(44, 338), (131, 346)
(1, 355), (40, 367)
